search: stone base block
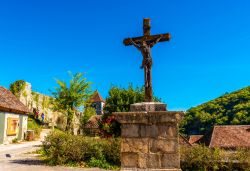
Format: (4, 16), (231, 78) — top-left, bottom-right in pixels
(130, 102), (167, 112)
(116, 102), (183, 171)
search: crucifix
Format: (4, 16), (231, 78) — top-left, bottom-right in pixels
(123, 18), (171, 102)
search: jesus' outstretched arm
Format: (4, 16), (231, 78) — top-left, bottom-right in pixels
(150, 35), (163, 47)
(130, 39), (141, 51)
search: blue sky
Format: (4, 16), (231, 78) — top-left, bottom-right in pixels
(0, 0), (250, 110)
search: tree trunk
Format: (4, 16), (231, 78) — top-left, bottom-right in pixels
(65, 109), (74, 134)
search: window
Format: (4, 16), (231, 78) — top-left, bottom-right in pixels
(6, 118), (19, 136)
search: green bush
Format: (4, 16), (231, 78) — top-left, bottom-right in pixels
(42, 131), (120, 169)
(231, 148), (250, 171)
(43, 132), (249, 170)
(181, 145), (250, 171)
(12, 138), (18, 143)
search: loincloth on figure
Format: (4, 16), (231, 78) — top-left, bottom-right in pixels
(141, 57), (152, 69)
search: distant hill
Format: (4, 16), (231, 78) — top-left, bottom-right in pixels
(181, 86), (250, 135)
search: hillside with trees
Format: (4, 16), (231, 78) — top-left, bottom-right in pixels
(181, 86), (250, 135)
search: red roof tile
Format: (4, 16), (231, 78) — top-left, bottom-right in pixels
(179, 134), (192, 147)
(89, 91), (105, 103)
(0, 86), (30, 114)
(209, 125), (250, 149)
(189, 135), (204, 145)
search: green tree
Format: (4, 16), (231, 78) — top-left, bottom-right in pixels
(105, 84), (161, 113)
(104, 85), (143, 113)
(52, 72), (91, 133)
(9, 80), (26, 98)
(100, 84), (161, 137)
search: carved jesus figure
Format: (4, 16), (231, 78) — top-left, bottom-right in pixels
(130, 35), (163, 102)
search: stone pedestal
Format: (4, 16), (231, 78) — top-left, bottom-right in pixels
(115, 102), (183, 171)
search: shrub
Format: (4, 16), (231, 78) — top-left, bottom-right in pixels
(231, 148), (250, 171)
(43, 132), (250, 170)
(42, 131), (120, 169)
(12, 138), (18, 143)
(181, 145), (250, 171)
(99, 113), (121, 138)
(181, 145), (226, 170)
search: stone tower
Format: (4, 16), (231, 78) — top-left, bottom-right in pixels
(89, 91), (105, 115)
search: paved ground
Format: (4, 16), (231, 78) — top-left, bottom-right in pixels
(0, 129), (108, 171)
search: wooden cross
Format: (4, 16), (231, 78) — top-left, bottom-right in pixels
(123, 18), (171, 102)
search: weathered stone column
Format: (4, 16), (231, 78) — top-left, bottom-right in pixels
(115, 102), (183, 171)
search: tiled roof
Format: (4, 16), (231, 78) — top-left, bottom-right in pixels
(0, 86), (30, 114)
(85, 115), (101, 129)
(179, 134), (192, 147)
(209, 125), (250, 149)
(189, 135), (204, 145)
(89, 91), (105, 103)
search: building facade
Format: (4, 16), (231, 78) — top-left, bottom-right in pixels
(0, 87), (30, 144)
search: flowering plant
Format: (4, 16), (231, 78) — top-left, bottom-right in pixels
(99, 114), (120, 138)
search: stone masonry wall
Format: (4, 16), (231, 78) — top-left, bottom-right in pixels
(115, 102), (183, 171)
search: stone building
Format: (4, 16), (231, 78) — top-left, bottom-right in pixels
(89, 91), (105, 115)
(82, 91), (105, 135)
(0, 86), (30, 144)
